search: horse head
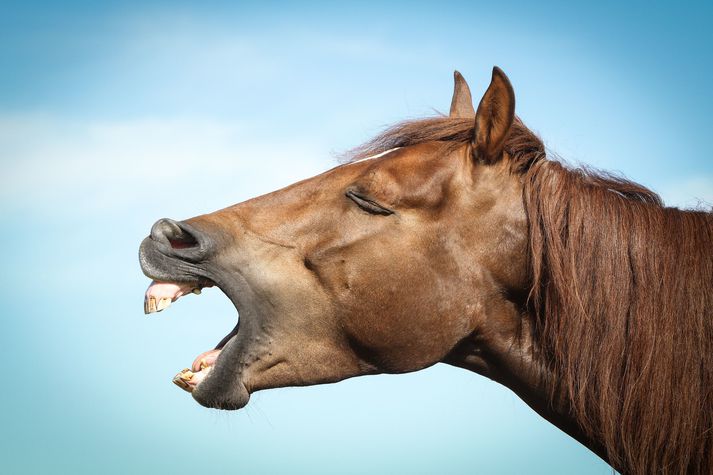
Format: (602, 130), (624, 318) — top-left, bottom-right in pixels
(139, 68), (534, 411)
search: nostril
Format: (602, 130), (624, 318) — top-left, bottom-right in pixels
(168, 233), (198, 250)
(150, 218), (199, 250)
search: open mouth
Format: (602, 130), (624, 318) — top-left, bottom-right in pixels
(144, 279), (239, 393)
(144, 281), (211, 391)
(140, 217), (242, 395)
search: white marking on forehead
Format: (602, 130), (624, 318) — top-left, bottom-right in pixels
(350, 147), (400, 164)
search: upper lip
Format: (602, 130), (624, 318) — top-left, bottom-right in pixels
(139, 219), (217, 285)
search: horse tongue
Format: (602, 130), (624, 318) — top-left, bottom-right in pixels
(144, 280), (197, 314)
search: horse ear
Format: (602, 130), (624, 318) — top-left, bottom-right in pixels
(449, 71), (475, 118)
(473, 66), (515, 162)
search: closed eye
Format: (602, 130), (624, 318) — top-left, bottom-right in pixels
(345, 190), (393, 216)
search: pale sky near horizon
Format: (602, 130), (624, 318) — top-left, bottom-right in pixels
(1, 1), (711, 474)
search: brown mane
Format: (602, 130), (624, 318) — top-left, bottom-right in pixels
(346, 115), (544, 172)
(350, 116), (713, 473)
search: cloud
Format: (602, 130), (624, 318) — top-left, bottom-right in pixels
(0, 114), (333, 219)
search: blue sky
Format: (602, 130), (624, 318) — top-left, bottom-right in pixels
(1, 1), (711, 474)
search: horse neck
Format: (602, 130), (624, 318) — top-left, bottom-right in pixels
(444, 308), (612, 467)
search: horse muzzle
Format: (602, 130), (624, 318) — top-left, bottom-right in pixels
(139, 218), (217, 285)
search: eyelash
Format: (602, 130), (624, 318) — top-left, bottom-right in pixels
(345, 190), (393, 216)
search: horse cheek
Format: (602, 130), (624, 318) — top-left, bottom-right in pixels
(336, 251), (468, 373)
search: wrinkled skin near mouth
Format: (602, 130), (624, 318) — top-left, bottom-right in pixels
(139, 217), (251, 409)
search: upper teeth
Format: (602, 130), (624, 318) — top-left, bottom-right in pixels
(157, 297), (171, 311)
(144, 284), (204, 314)
(144, 297), (156, 314)
(144, 296), (172, 314)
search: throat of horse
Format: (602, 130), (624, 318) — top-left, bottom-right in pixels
(444, 310), (609, 464)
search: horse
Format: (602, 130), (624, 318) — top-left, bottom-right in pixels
(139, 67), (713, 474)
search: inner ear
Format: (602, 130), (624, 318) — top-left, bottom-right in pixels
(473, 67), (515, 162)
